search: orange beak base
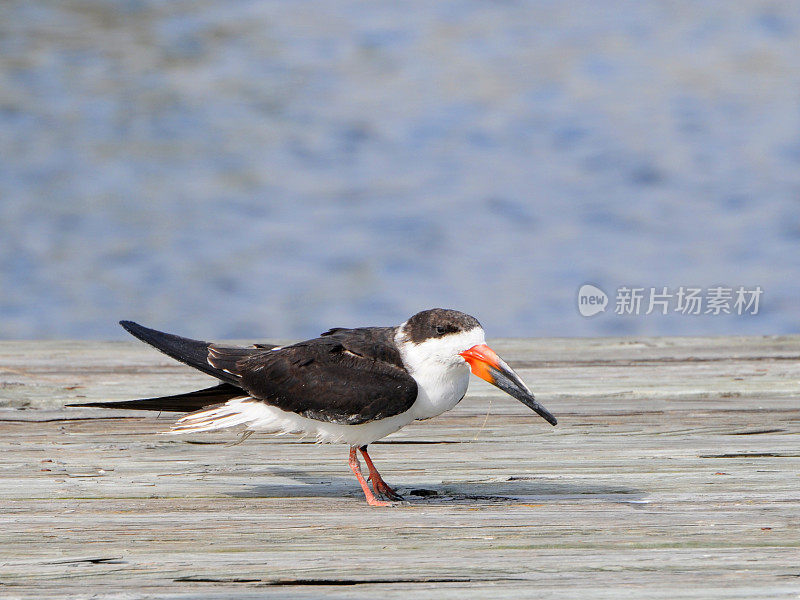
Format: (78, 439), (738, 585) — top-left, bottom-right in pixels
(459, 344), (500, 384)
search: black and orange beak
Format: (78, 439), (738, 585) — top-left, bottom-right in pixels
(460, 344), (557, 426)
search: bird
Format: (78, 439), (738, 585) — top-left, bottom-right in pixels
(70, 308), (557, 506)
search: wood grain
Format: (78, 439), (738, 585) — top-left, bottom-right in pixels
(1, 336), (799, 598)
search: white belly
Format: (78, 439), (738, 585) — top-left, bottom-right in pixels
(168, 397), (419, 447)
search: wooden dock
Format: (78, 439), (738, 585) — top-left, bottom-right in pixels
(1, 336), (799, 598)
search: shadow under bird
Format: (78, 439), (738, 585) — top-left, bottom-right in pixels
(71, 308), (557, 506)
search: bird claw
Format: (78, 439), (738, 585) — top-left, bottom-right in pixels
(380, 488), (405, 502)
(370, 477), (404, 501)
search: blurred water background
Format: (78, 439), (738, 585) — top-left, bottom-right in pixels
(1, 1), (799, 340)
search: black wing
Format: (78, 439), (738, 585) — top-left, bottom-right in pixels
(211, 329), (418, 425)
(319, 326), (406, 369)
(75, 322), (417, 425)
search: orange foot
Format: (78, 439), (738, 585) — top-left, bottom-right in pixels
(349, 446), (393, 507)
(364, 494), (392, 507)
(370, 475), (404, 501)
(359, 445), (404, 501)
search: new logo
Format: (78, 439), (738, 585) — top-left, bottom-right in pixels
(577, 284), (608, 317)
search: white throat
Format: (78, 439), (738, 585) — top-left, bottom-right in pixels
(394, 324), (486, 420)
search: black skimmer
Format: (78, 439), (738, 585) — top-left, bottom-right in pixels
(71, 309), (557, 506)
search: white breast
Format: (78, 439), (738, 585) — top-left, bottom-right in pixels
(395, 325), (486, 421)
(407, 360), (470, 420)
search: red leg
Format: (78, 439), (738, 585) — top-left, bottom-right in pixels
(359, 445), (404, 501)
(348, 447), (391, 507)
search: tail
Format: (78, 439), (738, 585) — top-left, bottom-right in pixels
(119, 320), (241, 383)
(168, 398), (270, 433)
(67, 383), (247, 413)
(68, 321), (280, 414)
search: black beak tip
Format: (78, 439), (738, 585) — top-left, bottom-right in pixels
(528, 397), (558, 426)
(524, 398), (559, 426)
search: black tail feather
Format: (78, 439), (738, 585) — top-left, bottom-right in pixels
(119, 320), (241, 384)
(70, 321), (280, 413)
(68, 383), (246, 413)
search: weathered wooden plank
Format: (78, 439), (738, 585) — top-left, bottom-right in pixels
(1, 336), (799, 598)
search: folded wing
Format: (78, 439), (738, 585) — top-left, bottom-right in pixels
(215, 335), (418, 424)
(72, 322), (418, 426)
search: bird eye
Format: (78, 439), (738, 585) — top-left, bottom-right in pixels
(435, 325), (447, 335)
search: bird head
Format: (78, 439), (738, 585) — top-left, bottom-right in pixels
(399, 309), (557, 426)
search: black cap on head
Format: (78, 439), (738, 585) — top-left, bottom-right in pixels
(401, 308), (482, 344)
